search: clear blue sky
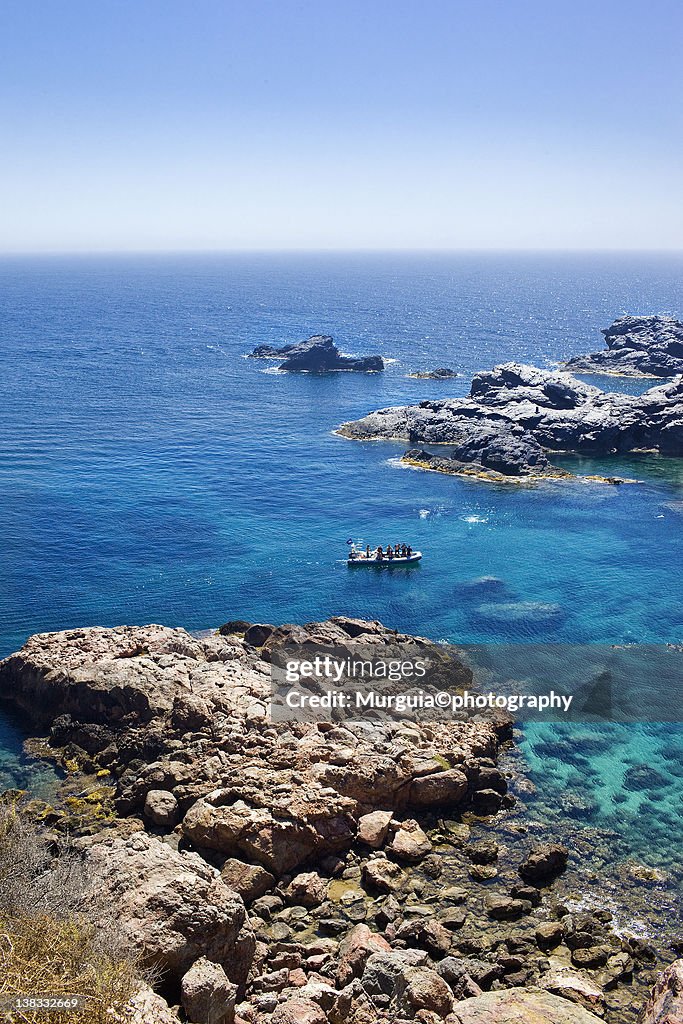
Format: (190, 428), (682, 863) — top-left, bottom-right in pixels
(1, 0), (681, 251)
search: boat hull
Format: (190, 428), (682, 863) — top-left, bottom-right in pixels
(347, 552), (422, 566)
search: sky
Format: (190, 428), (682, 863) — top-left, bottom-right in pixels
(0, 0), (681, 251)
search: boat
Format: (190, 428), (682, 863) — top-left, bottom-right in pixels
(347, 547), (422, 566)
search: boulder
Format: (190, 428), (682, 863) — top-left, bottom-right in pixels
(409, 367), (458, 379)
(641, 958), (683, 1024)
(219, 859), (275, 903)
(81, 831), (254, 986)
(408, 769), (468, 806)
(540, 966), (605, 1014)
(181, 957), (236, 1024)
(357, 810), (394, 848)
(395, 966), (454, 1016)
(448, 988), (605, 1023)
(519, 843), (569, 884)
(336, 923), (392, 986)
(362, 855), (404, 893)
(386, 820), (432, 862)
(143, 789), (180, 829)
(283, 871), (328, 908)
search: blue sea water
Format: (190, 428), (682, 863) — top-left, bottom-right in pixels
(0, 252), (682, 868)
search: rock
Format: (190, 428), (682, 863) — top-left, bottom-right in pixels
(338, 361), (683, 473)
(394, 918), (453, 958)
(473, 601), (564, 628)
(220, 859), (275, 903)
(536, 921), (564, 950)
(143, 789), (179, 828)
(408, 769), (468, 806)
(80, 831), (254, 987)
(466, 839), (499, 864)
(362, 855), (404, 893)
(181, 957), (236, 1024)
(270, 997), (328, 1024)
(623, 764), (667, 791)
(394, 966), (454, 1016)
(484, 893), (533, 920)
(117, 983), (180, 1024)
(283, 871), (328, 908)
(357, 810), (394, 848)
(249, 335), (384, 372)
(469, 788), (504, 815)
(540, 966), (605, 1014)
(409, 367), (458, 379)
(243, 623), (275, 647)
(360, 949), (428, 999)
(448, 988), (605, 1023)
(218, 620), (252, 635)
(519, 843), (569, 884)
(565, 315), (683, 378)
(387, 820), (432, 862)
(336, 923), (392, 986)
(640, 958), (683, 1023)
(436, 957), (483, 999)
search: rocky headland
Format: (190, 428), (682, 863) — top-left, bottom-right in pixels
(248, 335), (384, 372)
(338, 362), (683, 481)
(565, 316), (683, 378)
(0, 618), (680, 1024)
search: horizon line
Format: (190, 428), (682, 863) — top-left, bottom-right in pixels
(1, 246), (683, 257)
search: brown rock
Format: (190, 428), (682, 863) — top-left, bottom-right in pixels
(336, 923), (392, 986)
(181, 957), (236, 1024)
(220, 859), (275, 903)
(641, 958), (683, 1024)
(357, 810), (393, 848)
(283, 871), (328, 908)
(408, 769), (468, 807)
(449, 988), (605, 1023)
(143, 789), (180, 828)
(387, 820), (432, 863)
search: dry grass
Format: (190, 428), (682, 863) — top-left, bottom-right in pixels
(0, 800), (143, 1023)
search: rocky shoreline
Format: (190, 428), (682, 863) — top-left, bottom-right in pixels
(338, 362), (683, 481)
(564, 316), (683, 378)
(0, 619), (681, 1024)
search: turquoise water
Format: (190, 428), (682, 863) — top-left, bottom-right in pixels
(0, 252), (681, 860)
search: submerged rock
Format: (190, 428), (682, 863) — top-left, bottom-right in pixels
(249, 335), (384, 372)
(565, 315), (683, 378)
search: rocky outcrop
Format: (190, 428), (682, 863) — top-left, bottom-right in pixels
(449, 988), (605, 1023)
(408, 367), (458, 379)
(79, 830), (255, 987)
(1, 617), (671, 1023)
(249, 335), (384, 372)
(565, 316), (683, 378)
(338, 363), (683, 478)
(641, 959), (683, 1024)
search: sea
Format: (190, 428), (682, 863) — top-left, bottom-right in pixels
(1, 251), (682, 885)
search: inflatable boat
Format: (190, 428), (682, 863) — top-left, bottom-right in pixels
(347, 550), (422, 566)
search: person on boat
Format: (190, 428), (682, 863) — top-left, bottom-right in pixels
(406, 545), (412, 557)
(387, 545), (393, 559)
(376, 545), (383, 560)
(349, 543), (357, 560)
(365, 545), (371, 559)
(401, 544), (407, 557)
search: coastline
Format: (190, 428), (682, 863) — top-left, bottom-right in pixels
(0, 619), (681, 1023)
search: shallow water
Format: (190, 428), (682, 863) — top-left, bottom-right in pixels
(0, 252), (681, 866)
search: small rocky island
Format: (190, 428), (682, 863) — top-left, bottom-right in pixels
(0, 618), (680, 1024)
(565, 316), (683, 378)
(409, 368), (459, 380)
(338, 363), (683, 481)
(249, 335), (384, 372)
